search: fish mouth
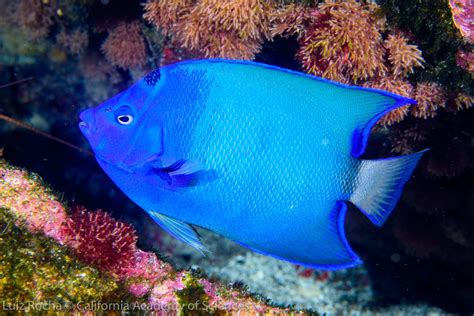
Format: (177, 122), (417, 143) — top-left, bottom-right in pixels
(78, 108), (97, 136)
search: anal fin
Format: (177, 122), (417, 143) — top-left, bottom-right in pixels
(237, 202), (362, 270)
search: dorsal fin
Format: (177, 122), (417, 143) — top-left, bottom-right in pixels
(168, 59), (417, 157)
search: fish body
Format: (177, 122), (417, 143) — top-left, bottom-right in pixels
(79, 59), (425, 269)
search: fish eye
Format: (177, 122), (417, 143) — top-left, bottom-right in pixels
(114, 106), (134, 126)
(117, 114), (133, 125)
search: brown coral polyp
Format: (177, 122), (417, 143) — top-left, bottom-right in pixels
(411, 82), (447, 119)
(385, 33), (424, 78)
(101, 21), (147, 69)
(144, 0), (275, 60)
(296, 1), (387, 84)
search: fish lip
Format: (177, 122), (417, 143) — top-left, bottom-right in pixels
(79, 108), (97, 135)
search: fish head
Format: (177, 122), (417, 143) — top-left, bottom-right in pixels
(79, 71), (165, 171)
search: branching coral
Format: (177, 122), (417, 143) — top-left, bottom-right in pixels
(101, 20), (147, 69)
(0, 159), (296, 314)
(296, 1), (387, 83)
(270, 3), (312, 40)
(143, 0), (193, 36)
(411, 82), (447, 119)
(384, 33), (424, 78)
(144, 0), (275, 60)
(452, 93), (474, 111)
(456, 49), (473, 73)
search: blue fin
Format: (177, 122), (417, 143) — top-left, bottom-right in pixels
(153, 159), (216, 190)
(237, 202), (363, 270)
(350, 149), (428, 226)
(350, 96), (416, 158)
(148, 211), (208, 254)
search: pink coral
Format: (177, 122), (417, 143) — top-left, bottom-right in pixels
(0, 167), (68, 243)
(64, 207), (138, 276)
(143, 0), (192, 36)
(453, 93), (474, 111)
(148, 271), (186, 309)
(456, 49), (473, 73)
(449, 0), (473, 42)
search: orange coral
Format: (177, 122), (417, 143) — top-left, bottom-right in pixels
(143, 0), (192, 36)
(297, 1), (387, 84)
(411, 82), (446, 119)
(270, 3), (311, 39)
(101, 21), (147, 69)
(144, 0), (275, 60)
(385, 33), (424, 77)
(366, 77), (414, 126)
(452, 93), (474, 111)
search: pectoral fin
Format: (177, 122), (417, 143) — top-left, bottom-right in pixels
(152, 159), (216, 190)
(148, 211), (208, 254)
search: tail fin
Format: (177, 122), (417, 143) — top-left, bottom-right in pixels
(349, 150), (427, 226)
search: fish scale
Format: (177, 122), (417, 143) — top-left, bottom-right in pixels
(79, 59), (426, 269)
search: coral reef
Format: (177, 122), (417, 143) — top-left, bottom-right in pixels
(384, 33), (424, 78)
(101, 21), (147, 69)
(448, 0), (473, 42)
(410, 82), (446, 119)
(0, 159), (295, 313)
(0, 208), (124, 307)
(456, 49), (473, 73)
(65, 207), (138, 277)
(295, 1), (388, 84)
(144, 0), (275, 60)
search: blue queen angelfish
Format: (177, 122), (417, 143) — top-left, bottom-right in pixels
(79, 59), (426, 270)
